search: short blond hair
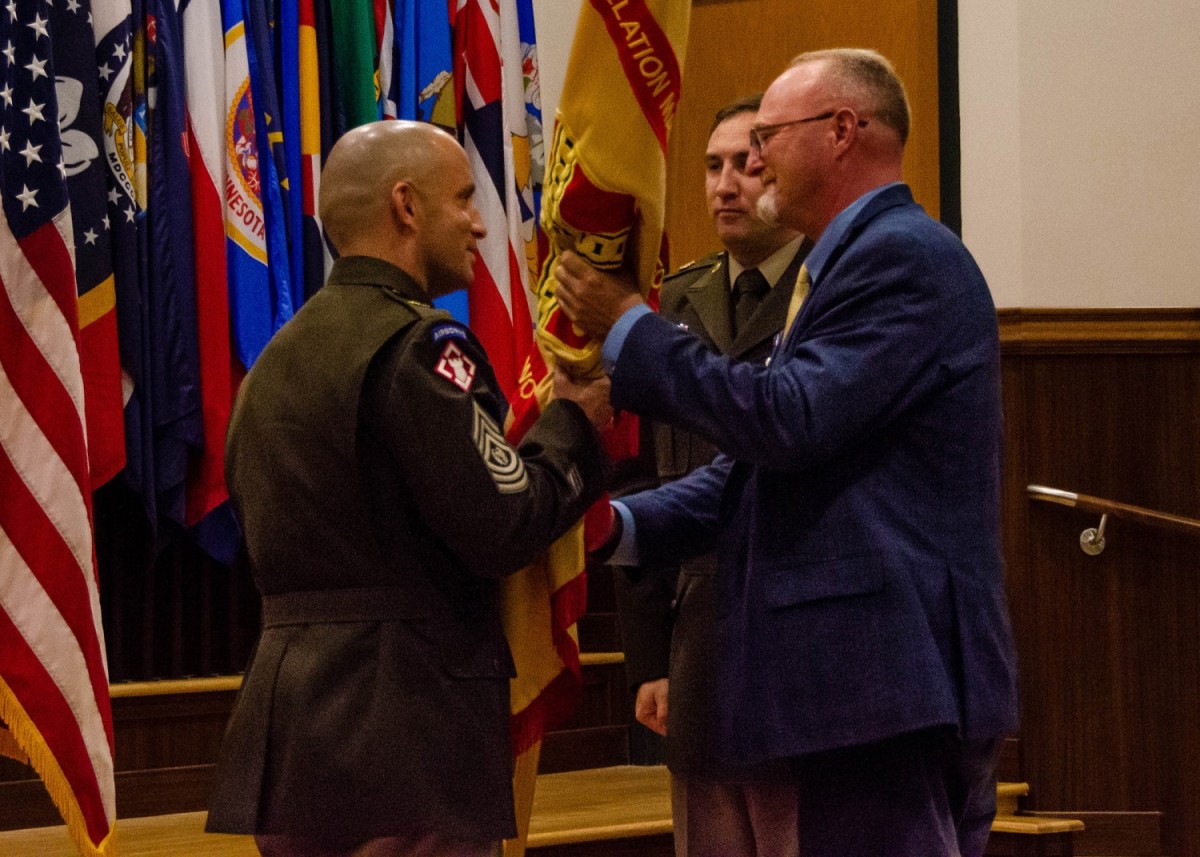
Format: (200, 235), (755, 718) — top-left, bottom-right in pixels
(790, 48), (910, 144)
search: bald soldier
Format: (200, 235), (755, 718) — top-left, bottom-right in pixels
(206, 121), (612, 857)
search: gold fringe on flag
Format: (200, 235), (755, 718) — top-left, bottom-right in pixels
(0, 722), (29, 765)
(0, 678), (118, 856)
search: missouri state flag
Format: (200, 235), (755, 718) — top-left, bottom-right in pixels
(51, 0), (125, 489)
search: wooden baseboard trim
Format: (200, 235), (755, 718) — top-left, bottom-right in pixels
(0, 765), (216, 831)
(991, 814), (1084, 835)
(998, 308), (1200, 354)
(110, 676), (242, 698)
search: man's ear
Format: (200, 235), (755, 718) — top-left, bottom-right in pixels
(831, 107), (863, 157)
(391, 181), (420, 231)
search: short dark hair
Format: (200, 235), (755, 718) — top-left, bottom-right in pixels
(710, 93), (763, 134)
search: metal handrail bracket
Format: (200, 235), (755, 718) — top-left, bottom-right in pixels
(1026, 485), (1079, 508)
(1027, 483), (1200, 555)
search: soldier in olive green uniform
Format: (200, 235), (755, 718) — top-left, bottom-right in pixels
(207, 121), (612, 857)
(613, 96), (810, 857)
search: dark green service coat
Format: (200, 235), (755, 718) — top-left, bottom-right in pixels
(207, 257), (607, 846)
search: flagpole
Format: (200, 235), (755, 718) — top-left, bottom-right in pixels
(504, 739), (542, 857)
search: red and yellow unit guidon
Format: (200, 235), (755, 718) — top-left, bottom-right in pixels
(526, 0), (689, 392)
(499, 0), (691, 773)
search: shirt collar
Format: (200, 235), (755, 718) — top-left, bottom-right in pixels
(726, 234), (806, 290)
(804, 181), (904, 285)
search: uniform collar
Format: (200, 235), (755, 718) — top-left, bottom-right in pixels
(727, 234), (806, 290)
(327, 256), (431, 305)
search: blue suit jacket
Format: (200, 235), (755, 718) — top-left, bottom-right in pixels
(615, 184), (1019, 765)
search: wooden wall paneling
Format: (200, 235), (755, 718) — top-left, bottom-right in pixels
(1000, 325), (1200, 857)
(666, 0), (940, 269)
(93, 481), (262, 684)
(0, 687), (239, 830)
(0, 657), (638, 830)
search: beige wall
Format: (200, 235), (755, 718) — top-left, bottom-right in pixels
(531, 0), (582, 150)
(961, 0), (1200, 308)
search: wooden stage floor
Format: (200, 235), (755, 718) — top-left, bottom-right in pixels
(0, 765), (673, 856)
(0, 811), (257, 856)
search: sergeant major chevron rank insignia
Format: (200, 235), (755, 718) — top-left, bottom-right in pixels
(471, 403), (529, 494)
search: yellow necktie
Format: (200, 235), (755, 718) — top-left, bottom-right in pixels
(782, 263), (812, 338)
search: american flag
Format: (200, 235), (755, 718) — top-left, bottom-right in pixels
(0, 1), (118, 854)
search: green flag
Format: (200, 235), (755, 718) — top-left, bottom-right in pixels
(332, 0), (379, 128)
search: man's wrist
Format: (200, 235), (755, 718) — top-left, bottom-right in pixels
(602, 304), (654, 374)
(590, 505), (624, 562)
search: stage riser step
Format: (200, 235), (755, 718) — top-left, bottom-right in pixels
(1025, 811), (1164, 856)
(527, 767), (1084, 855)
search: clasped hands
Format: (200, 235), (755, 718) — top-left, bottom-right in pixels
(554, 250), (645, 341)
(551, 251), (646, 429)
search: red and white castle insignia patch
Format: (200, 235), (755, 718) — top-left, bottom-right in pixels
(434, 341), (477, 391)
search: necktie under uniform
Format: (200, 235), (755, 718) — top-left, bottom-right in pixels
(732, 268), (770, 336)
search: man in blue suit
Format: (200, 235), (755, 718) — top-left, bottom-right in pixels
(557, 49), (1019, 856)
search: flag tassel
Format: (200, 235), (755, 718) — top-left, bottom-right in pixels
(0, 724), (29, 764)
(0, 682), (118, 857)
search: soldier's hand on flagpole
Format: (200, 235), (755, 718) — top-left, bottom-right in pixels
(553, 364), (614, 430)
(555, 251), (645, 340)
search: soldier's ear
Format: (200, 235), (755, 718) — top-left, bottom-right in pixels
(391, 181), (420, 232)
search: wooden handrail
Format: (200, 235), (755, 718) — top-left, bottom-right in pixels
(105, 652), (627, 698)
(1027, 485), (1200, 537)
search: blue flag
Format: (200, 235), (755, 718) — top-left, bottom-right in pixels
(110, 1), (155, 512)
(244, 0), (298, 334)
(223, 0), (280, 368)
(138, 0), (204, 528)
(278, 1), (309, 305)
(395, 0), (453, 122)
(516, 0), (543, 233)
(394, 0), (465, 321)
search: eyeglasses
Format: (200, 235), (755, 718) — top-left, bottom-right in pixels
(748, 111), (869, 154)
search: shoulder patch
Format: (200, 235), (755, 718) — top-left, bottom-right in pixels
(472, 402), (529, 494)
(431, 323), (468, 343)
(433, 341), (477, 391)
